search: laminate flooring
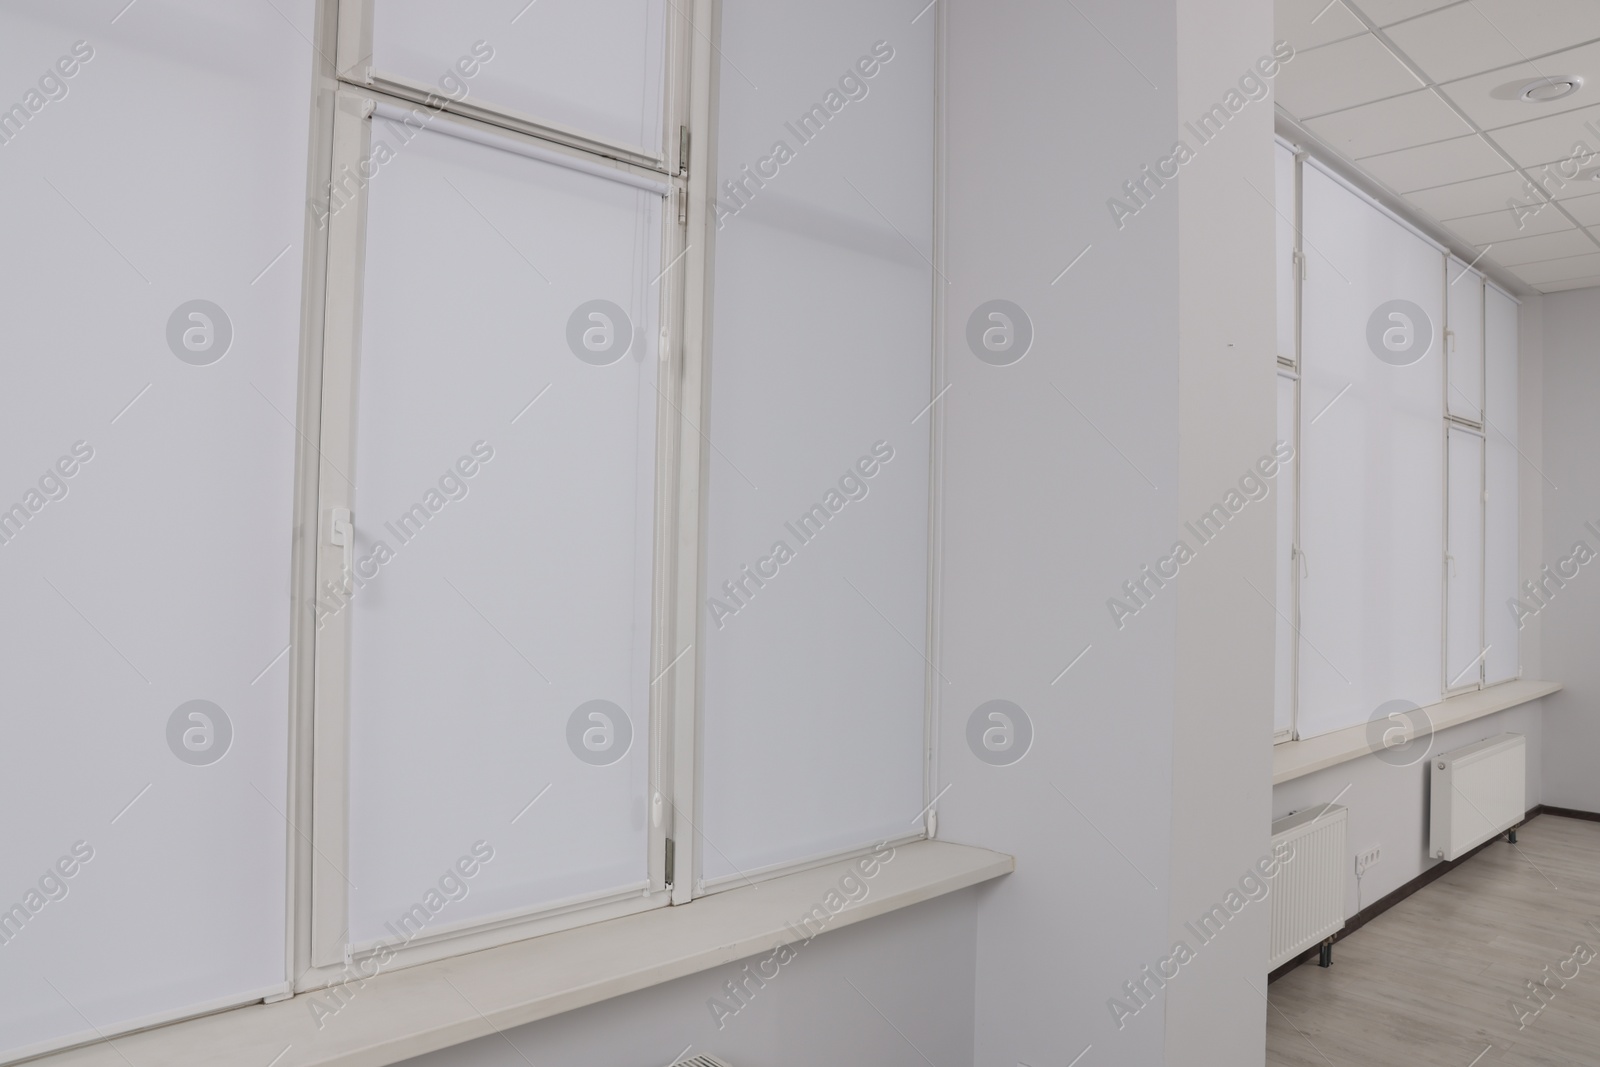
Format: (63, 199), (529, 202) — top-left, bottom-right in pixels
(1267, 814), (1600, 1067)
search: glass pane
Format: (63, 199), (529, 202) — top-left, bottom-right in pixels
(1446, 427), (1485, 690)
(1297, 165), (1445, 740)
(0, 0), (314, 1055)
(699, 0), (934, 883)
(345, 122), (661, 943)
(370, 0), (667, 156)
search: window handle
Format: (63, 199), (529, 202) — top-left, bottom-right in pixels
(328, 507), (354, 581)
(1445, 551), (1455, 578)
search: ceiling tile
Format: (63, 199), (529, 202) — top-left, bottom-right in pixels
(1534, 274), (1600, 292)
(1536, 167), (1600, 200)
(1494, 197), (1582, 237)
(1564, 192), (1600, 224)
(1277, 34), (1426, 118)
(1277, 0), (1368, 51)
(1405, 171), (1538, 219)
(1489, 103), (1600, 167)
(1441, 40), (1600, 132)
(1383, 0), (1600, 84)
(1511, 160), (1600, 199)
(1350, 0), (1456, 26)
(1358, 134), (1511, 191)
(1307, 89), (1472, 158)
(1447, 204), (1573, 245)
(1506, 252), (1600, 283)
(1454, 0), (1600, 61)
(1482, 227), (1599, 265)
(1383, 4), (1519, 83)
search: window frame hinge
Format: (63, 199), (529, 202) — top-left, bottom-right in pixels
(664, 836), (675, 887)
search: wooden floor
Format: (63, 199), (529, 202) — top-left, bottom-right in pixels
(1267, 814), (1600, 1067)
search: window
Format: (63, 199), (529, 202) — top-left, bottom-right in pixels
(329, 0), (946, 982)
(1483, 285), (1520, 685)
(307, 0), (692, 974)
(1274, 366), (1299, 742)
(0, 0), (941, 1057)
(697, 0), (936, 886)
(305, 0), (939, 977)
(1273, 139), (1300, 744)
(0, 2), (316, 1058)
(1273, 154), (1520, 743)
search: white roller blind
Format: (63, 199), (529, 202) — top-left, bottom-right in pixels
(0, 2), (313, 1057)
(368, 0), (667, 156)
(1446, 258), (1485, 423)
(1275, 370), (1298, 739)
(1484, 285), (1520, 684)
(344, 122), (661, 943)
(1276, 142), (1298, 364)
(1445, 427), (1485, 692)
(1297, 164), (1444, 739)
(699, 0), (933, 884)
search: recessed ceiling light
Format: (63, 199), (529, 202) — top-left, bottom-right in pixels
(1519, 76), (1583, 103)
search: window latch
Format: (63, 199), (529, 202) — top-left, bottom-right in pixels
(328, 507), (354, 580)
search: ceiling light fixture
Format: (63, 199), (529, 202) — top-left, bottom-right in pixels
(1579, 165), (1600, 184)
(1519, 76), (1583, 103)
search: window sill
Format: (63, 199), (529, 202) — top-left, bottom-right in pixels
(1273, 678), (1561, 785)
(30, 840), (1012, 1067)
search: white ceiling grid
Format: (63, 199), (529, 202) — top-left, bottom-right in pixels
(1276, 0), (1600, 293)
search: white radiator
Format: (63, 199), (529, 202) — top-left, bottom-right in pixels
(1429, 732), (1525, 861)
(1268, 803), (1346, 970)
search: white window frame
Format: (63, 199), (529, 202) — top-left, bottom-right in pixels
(683, 4), (946, 900)
(1276, 143), (1524, 748)
(1442, 420), (1487, 696)
(295, 0), (700, 987)
(1275, 359), (1300, 746)
(1274, 137), (1304, 745)
(333, 0), (674, 173)
(287, 0), (945, 992)
(1442, 258), (1488, 697)
(1481, 281), (1522, 687)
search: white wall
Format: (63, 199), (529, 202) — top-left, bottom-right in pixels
(1520, 293), (1546, 682)
(1168, 0), (1277, 1060)
(940, 0), (1275, 1064)
(1538, 287), (1600, 811)
(388, 892), (977, 1067)
(1273, 701), (1544, 919)
(938, 0), (1177, 1059)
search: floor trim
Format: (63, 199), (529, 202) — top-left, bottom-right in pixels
(1538, 805), (1600, 824)
(1267, 804), (1597, 982)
